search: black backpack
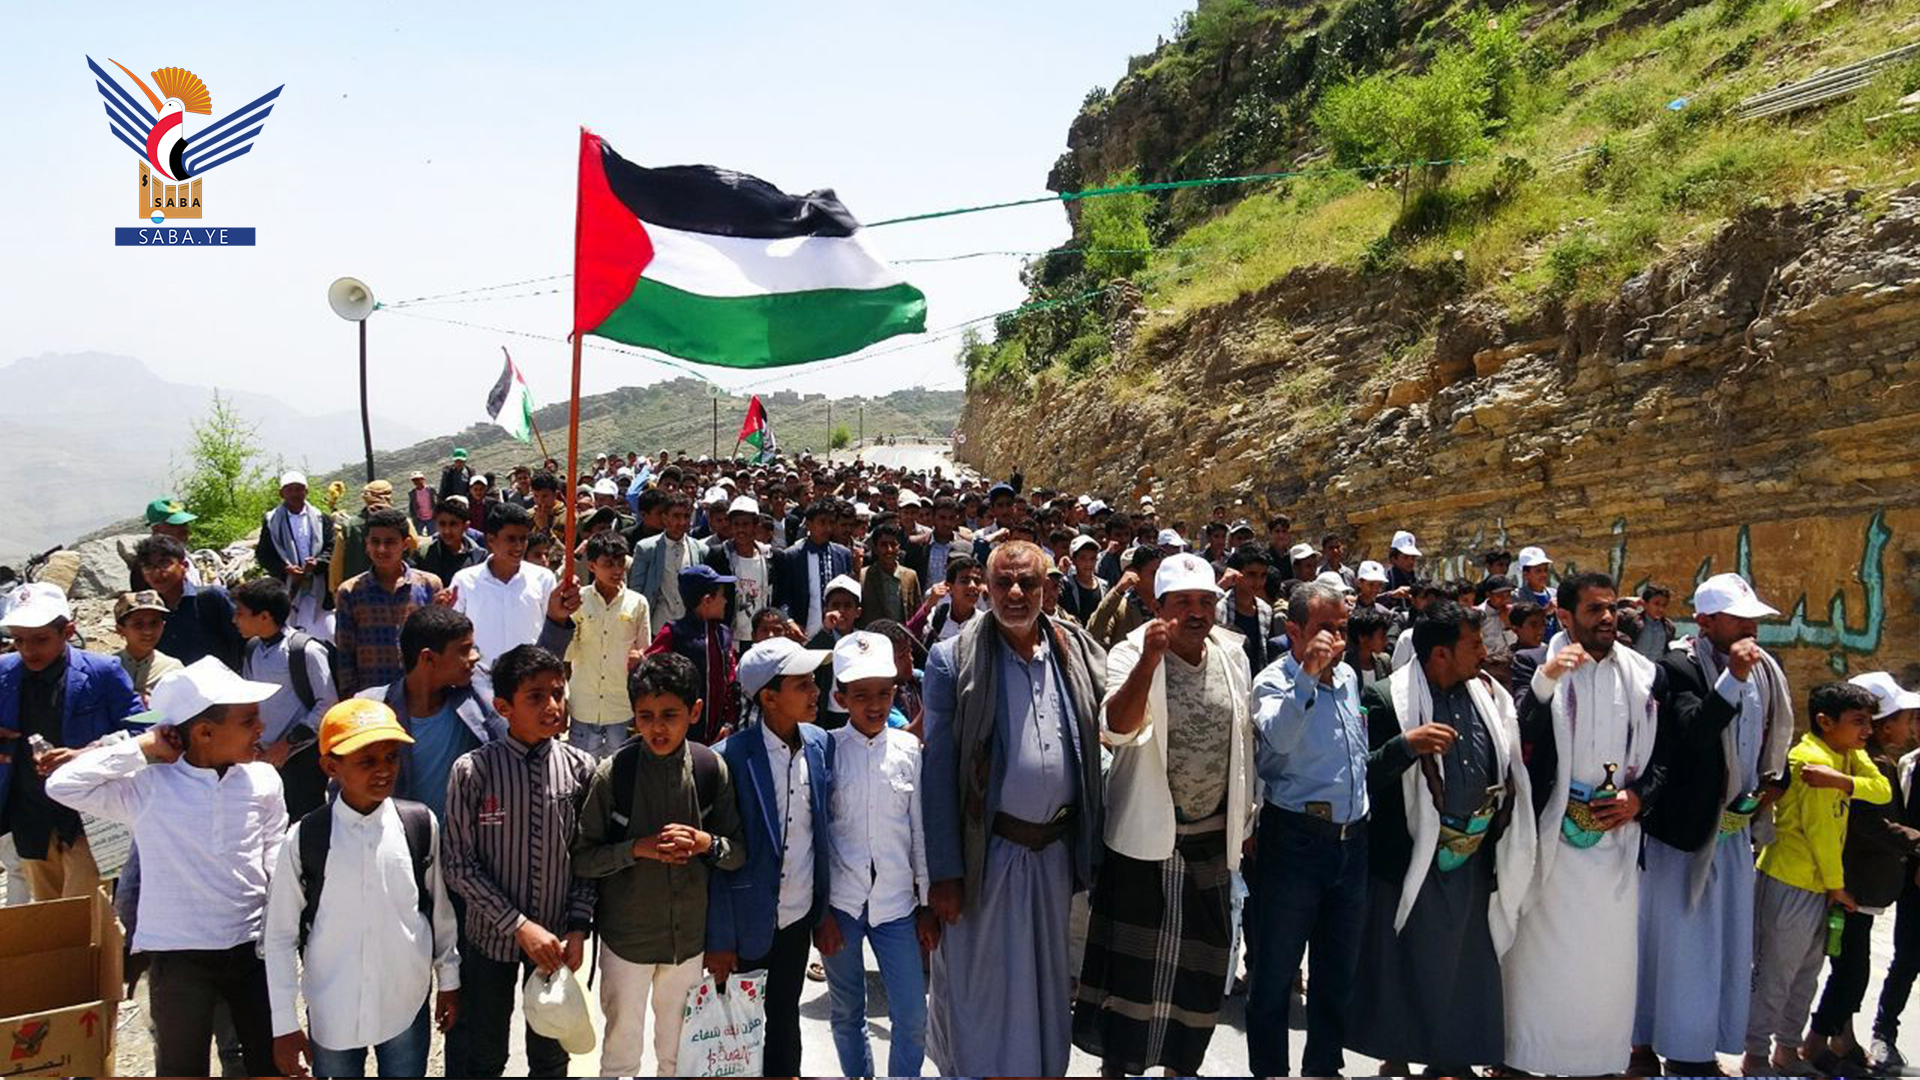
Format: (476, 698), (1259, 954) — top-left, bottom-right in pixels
(607, 737), (723, 838)
(296, 796), (435, 954)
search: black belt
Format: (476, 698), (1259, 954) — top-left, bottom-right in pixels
(1268, 804), (1368, 841)
(992, 808), (1075, 852)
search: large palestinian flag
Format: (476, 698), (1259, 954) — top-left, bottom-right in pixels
(572, 129), (927, 368)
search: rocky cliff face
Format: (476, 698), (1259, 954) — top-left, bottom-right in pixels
(960, 184), (1920, 693)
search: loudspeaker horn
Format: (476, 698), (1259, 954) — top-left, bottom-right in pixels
(327, 276), (375, 321)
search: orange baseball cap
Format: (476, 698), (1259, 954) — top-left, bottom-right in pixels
(318, 699), (414, 757)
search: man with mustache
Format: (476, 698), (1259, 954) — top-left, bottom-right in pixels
(923, 540), (1107, 1077)
(1072, 553), (1258, 1077)
(1634, 573), (1794, 1075)
(1502, 571), (1666, 1076)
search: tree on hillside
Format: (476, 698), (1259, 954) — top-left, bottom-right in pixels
(1081, 168), (1154, 281)
(175, 391), (282, 548)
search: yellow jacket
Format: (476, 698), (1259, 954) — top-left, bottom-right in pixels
(1758, 731), (1893, 893)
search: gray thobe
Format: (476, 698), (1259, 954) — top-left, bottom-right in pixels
(927, 634), (1082, 1076)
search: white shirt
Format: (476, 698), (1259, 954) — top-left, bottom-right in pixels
(264, 798), (461, 1047)
(805, 549), (825, 636)
(761, 724), (815, 929)
(451, 559), (557, 667)
(729, 545), (770, 642)
(827, 726), (928, 925)
(45, 739), (285, 952)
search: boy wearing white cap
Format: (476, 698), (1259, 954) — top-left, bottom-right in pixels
(46, 656), (285, 1076)
(1514, 546), (1559, 638)
(706, 638), (836, 1076)
(818, 631), (935, 1077)
(1385, 530), (1422, 602)
(1636, 571), (1796, 1074)
(1863, 673), (1920, 1073)
(0, 582), (143, 900)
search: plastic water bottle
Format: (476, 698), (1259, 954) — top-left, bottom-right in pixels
(1827, 905), (1847, 957)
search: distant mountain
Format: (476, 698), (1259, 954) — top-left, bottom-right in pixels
(331, 379), (964, 491)
(0, 352), (428, 555)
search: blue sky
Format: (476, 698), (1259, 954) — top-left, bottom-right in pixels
(8, 1), (1191, 438)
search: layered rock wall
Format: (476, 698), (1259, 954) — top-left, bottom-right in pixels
(959, 186), (1920, 694)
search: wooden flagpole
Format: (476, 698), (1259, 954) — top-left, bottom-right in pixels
(526, 411), (552, 462)
(564, 127), (587, 583)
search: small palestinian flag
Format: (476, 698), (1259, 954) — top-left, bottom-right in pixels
(737, 395), (775, 461)
(486, 347), (534, 443)
(572, 129), (927, 368)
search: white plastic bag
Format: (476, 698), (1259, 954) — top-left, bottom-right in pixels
(675, 970), (768, 1077)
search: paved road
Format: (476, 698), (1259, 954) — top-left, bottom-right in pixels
(91, 906), (1917, 1077)
(844, 441), (968, 478)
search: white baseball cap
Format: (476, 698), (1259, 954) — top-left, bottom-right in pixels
(1314, 571), (1357, 594)
(703, 485), (730, 505)
(0, 582), (72, 629)
(737, 638), (832, 700)
(1156, 528), (1187, 551)
(1849, 671), (1920, 719)
(1076, 494), (1091, 506)
(1692, 572), (1779, 619)
(522, 967), (596, 1055)
(1154, 552), (1225, 600)
(279, 470), (308, 489)
(727, 495), (761, 517)
(833, 631), (898, 684)
(1390, 530), (1421, 556)
(898, 491), (921, 509)
(1357, 560), (1388, 584)
(1069, 534), (1101, 556)
(1516, 545), (1551, 568)
(824, 573), (862, 601)
(1289, 542), (1319, 563)
(592, 478), (619, 497)
(1087, 500), (1109, 515)
(149, 657), (280, 727)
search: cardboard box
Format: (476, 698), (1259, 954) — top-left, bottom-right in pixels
(0, 888), (121, 1077)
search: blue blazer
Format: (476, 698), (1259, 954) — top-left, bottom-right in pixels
(0, 647), (144, 827)
(705, 721), (834, 960)
(770, 541), (851, 627)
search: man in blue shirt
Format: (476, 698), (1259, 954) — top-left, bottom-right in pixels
(1246, 580), (1368, 1077)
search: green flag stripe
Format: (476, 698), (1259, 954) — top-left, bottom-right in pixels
(588, 276), (927, 369)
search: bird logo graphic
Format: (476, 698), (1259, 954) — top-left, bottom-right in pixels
(87, 56), (284, 223)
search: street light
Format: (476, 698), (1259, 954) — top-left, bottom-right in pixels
(327, 276), (377, 482)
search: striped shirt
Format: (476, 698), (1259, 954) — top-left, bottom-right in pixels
(333, 567), (443, 696)
(443, 734), (598, 963)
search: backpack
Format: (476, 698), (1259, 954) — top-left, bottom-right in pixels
(296, 796), (435, 954)
(283, 630), (342, 712)
(607, 738), (723, 839)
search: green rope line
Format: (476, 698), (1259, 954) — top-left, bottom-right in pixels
(893, 244), (1216, 265)
(864, 157), (1473, 229)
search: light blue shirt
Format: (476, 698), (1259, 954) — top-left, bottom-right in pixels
(407, 701), (478, 820)
(994, 633), (1078, 823)
(1716, 666), (1765, 793)
(1251, 652), (1369, 825)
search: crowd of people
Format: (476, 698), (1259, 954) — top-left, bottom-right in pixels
(2, 442), (1918, 1079)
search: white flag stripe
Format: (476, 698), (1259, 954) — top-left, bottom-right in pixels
(642, 221), (906, 298)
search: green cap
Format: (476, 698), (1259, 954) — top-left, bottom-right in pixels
(452, 447), (469, 460)
(145, 497), (197, 526)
